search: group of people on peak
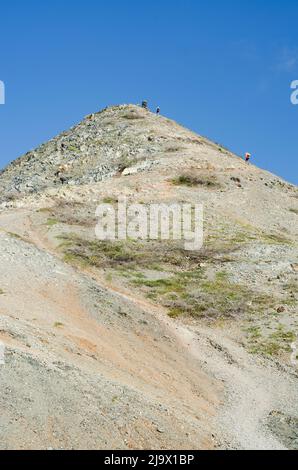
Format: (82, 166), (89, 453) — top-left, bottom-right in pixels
(141, 100), (160, 115)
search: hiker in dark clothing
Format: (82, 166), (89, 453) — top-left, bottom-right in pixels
(156, 106), (160, 115)
(245, 152), (251, 163)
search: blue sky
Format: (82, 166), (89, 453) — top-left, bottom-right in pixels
(0, 0), (297, 184)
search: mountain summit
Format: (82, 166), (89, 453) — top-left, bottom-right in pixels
(1, 104), (207, 198)
(0, 104), (291, 196)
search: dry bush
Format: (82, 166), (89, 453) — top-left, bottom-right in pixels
(172, 173), (220, 188)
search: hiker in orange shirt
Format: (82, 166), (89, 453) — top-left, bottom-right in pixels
(245, 152), (251, 163)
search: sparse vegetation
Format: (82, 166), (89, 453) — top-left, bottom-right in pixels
(46, 218), (59, 227)
(56, 232), (278, 321)
(248, 324), (296, 356)
(118, 155), (139, 172)
(7, 232), (23, 240)
(133, 269), (274, 320)
(215, 142), (231, 153)
(166, 147), (182, 153)
(7, 231), (33, 245)
(68, 146), (79, 153)
(102, 196), (118, 204)
(42, 202), (95, 227)
(122, 111), (144, 120)
(37, 207), (52, 213)
(58, 233), (238, 271)
(172, 173), (220, 188)
(207, 220), (292, 248)
(260, 232), (292, 245)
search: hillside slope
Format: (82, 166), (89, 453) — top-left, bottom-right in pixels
(0, 105), (297, 450)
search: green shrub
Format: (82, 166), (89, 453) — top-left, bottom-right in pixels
(172, 174), (220, 188)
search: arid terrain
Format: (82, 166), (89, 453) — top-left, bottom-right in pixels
(0, 105), (297, 450)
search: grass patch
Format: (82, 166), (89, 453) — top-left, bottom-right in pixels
(208, 223), (292, 248)
(225, 219), (292, 246)
(166, 147), (182, 153)
(37, 207), (52, 213)
(58, 233), (237, 272)
(248, 325), (296, 356)
(102, 196), (118, 204)
(7, 232), (33, 245)
(134, 268), (272, 320)
(57, 234), (275, 322)
(68, 146), (79, 153)
(46, 218), (59, 227)
(260, 232), (292, 245)
(60, 236), (140, 269)
(44, 202), (95, 227)
(122, 111), (144, 120)
(289, 208), (298, 216)
(7, 232), (23, 240)
(172, 174), (220, 188)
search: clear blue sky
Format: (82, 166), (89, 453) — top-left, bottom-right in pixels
(0, 0), (297, 184)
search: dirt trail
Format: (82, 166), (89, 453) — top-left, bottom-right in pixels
(0, 208), (218, 449)
(77, 273), (298, 450)
(2, 208), (297, 450)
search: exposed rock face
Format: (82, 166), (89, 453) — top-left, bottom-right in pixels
(0, 105), (202, 198)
